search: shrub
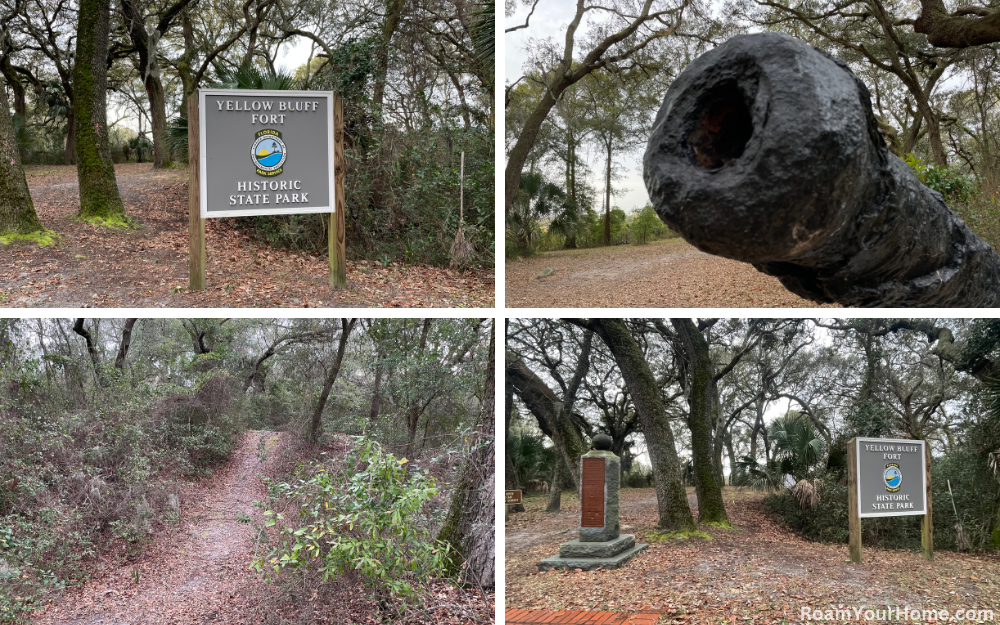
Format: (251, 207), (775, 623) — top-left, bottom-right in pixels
(255, 437), (451, 601)
(904, 154), (977, 202)
(764, 451), (1000, 551)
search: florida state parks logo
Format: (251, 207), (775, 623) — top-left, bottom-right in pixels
(251, 129), (286, 176)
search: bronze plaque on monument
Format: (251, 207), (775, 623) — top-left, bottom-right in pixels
(581, 457), (605, 527)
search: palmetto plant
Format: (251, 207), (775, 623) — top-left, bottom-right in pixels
(507, 429), (555, 486)
(770, 417), (824, 478)
(168, 64), (298, 162)
(508, 171), (568, 251)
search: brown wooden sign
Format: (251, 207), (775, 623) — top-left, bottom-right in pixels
(581, 458), (605, 527)
(505, 490), (522, 505)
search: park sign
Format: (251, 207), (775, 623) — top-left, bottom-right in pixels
(198, 89), (335, 218)
(855, 437), (927, 518)
(847, 437), (932, 563)
(187, 88), (346, 290)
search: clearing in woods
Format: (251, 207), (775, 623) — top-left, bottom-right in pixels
(32, 431), (492, 625)
(0, 165), (494, 309)
(505, 239), (839, 309)
(505, 488), (998, 624)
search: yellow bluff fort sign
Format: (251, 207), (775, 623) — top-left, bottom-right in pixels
(187, 88), (346, 289)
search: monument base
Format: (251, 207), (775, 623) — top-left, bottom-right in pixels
(537, 534), (648, 571)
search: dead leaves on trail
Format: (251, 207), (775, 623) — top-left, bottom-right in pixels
(0, 164), (494, 308)
(506, 488), (999, 624)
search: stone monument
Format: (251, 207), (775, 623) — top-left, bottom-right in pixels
(537, 434), (649, 571)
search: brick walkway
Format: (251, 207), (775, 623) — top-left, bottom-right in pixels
(505, 609), (660, 624)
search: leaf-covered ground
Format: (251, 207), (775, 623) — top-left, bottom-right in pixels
(1, 165), (494, 308)
(31, 431), (494, 625)
(506, 239), (839, 309)
(506, 488), (998, 624)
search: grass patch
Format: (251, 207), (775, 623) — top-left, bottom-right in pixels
(0, 230), (60, 246)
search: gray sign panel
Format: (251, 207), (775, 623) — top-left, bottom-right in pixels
(198, 89), (335, 218)
(855, 437), (926, 518)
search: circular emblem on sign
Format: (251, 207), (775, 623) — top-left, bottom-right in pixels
(884, 463), (902, 492)
(251, 129), (286, 176)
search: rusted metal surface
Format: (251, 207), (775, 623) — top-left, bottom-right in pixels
(581, 458), (605, 527)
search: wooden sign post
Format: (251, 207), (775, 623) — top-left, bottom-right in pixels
(188, 89), (205, 290)
(187, 88), (345, 292)
(505, 490), (522, 522)
(848, 437), (931, 563)
(329, 93), (346, 289)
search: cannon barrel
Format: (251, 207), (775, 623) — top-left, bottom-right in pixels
(643, 32), (1000, 307)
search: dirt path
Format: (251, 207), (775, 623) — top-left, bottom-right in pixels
(33, 430), (282, 624)
(506, 239), (839, 308)
(506, 488), (999, 623)
(0, 165), (493, 308)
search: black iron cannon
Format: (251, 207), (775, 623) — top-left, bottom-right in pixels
(643, 32), (1000, 307)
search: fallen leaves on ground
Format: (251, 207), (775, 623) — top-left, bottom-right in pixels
(505, 238), (839, 309)
(1, 165), (494, 308)
(506, 488), (998, 624)
(31, 431), (494, 625)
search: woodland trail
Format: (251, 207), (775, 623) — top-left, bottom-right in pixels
(33, 430), (282, 625)
(0, 165), (493, 308)
(506, 488), (999, 623)
(505, 238), (839, 308)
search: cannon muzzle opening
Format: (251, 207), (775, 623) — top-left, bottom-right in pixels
(644, 32), (1000, 307)
(688, 81), (753, 170)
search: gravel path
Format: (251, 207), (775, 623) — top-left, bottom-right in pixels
(506, 238), (840, 308)
(33, 431), (282, 625)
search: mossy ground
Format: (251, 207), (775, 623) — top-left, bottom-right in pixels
(645, 529), (713, 542)
(77, 212), (135, 229)
(0, 230), (60, 246)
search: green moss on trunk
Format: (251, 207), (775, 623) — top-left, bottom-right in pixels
(0, 77), (45, 239)
(672, 319), (732, 528)
(73, 0), (129, 222)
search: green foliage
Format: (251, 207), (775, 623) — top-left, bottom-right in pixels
(765, 451), (1000, 551)
(212, 63), (297, 91)
(256, 438), (451, 600)
(732, 455), (782, 491)
(769, 417), (824, 478)
(628, 204), (669, 245)
(622, 463), (653, 488)
(904, 154), (977, 202)
(166, 116), (188, 163)
(507, 429), (554, 486)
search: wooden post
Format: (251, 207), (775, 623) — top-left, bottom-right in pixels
(329, 93), (347, 289)
(921, 442), (934, 560)
(847, 438), (862, 563)
(187, 89), (205, 291)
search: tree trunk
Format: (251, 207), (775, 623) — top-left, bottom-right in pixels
(114, 318), (138, 369)
(64, 109), (75, 165)
(372, 0), (406, 112)
(579, 319), (695, 532)
(368, 362), (383, 421)
(437, 323), (494, 589)
(505, 79), (568, 220)
(506, 354), (588, 489)
(504, 350), (525, 513)
(546, 458), (564, 512)
(672, 319), (731, 527)
(73, 0), (127, 221)
(604, 138), (612, 246)
(405, 319), (432, 458)
(309, 319), (356, 443)
(0, 76), (43, 237)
